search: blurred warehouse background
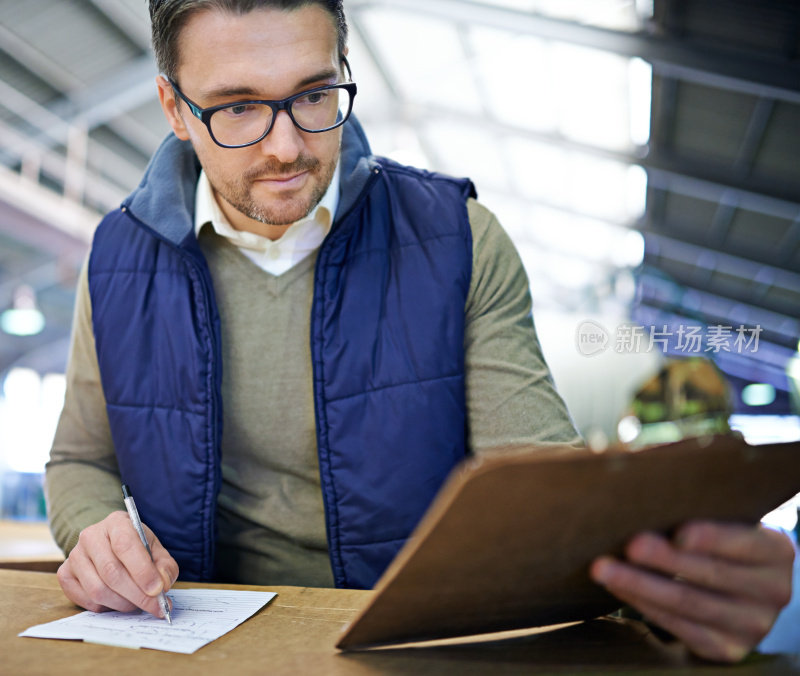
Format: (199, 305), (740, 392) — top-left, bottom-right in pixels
(0, 0), (798, 521)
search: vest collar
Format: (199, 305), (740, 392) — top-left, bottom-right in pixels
(122, 115), (376, 247)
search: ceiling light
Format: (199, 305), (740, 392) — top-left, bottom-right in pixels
(0, 285), (45, 337)
(741, 383), (776, 407)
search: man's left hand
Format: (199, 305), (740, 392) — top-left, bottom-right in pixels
(590, 521), (795, 663)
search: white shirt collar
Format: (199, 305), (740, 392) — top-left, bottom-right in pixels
(194, 163), (340, 275)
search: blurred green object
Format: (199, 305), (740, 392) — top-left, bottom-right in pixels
(625, 357), (735, 447)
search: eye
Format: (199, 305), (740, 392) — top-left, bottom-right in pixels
(297, 91), (328, 106)
(217, 102), (262, 120)
(228, 103), (253, 116)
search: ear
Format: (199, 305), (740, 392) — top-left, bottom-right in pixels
(156, 75), (191, 141)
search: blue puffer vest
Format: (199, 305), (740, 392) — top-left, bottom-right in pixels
(88, 117), (475, 588)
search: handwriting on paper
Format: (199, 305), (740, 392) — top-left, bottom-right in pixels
(19, 588), (276, 654)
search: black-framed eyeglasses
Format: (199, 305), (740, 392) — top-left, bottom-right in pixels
(168, 73), (357, 149)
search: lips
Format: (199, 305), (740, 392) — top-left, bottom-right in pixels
(255, 171), (309, 188)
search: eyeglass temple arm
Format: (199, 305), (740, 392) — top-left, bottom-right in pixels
(341, 55), (352, 81)
(166, 77), (204, 120)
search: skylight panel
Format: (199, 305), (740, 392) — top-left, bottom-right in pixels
(505, 138), (644, 223)
(552, 43), (632, 151)
(469, 27), (557, 132)
(358, 8), (482, 113)
(423, 119), (508, 189)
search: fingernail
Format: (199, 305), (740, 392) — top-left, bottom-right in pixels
(630, 531), (667, 560)
(591, 557), (615, 585)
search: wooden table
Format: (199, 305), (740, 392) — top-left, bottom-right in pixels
(1, 569), (798, 675)
(0, 519), (63, 572)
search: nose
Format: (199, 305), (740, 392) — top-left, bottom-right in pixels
(259, 110), (303, 164)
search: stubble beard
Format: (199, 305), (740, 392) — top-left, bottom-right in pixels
(216, 153), (338, 226)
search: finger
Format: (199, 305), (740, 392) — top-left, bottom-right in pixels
(623, 532), (789, 605)
(628, 598), (752, 663)
(83, 516), (167, 618)
(59, 547), (137, 613)
(105, 516), (165, 595)
(142, 524), (180, 590)
(590, 557), (775, 644)
(56, 559), (111, 613)
(675, 522), (796, 567)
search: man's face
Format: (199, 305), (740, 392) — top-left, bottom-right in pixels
(157, 5), (344, 231)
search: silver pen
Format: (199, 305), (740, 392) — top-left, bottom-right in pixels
(121, 484), (172, 624)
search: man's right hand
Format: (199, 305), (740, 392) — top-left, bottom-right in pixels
(56, 510), (179, 618)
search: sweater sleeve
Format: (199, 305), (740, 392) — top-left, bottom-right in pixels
(464, 198), (583, 452)
(45, 253), (123, 556)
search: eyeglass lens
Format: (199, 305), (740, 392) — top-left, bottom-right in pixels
(210, 86), (352, 146)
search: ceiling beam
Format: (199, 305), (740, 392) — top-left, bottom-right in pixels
(0, 22), (83, 90)
(637, 219), (799, 276)
(42, 55), (162, 155)
(86, 0), (152, 51)
(0, 25), (159, 159)
(0, 164), (99, 245)
(0, 196), (88, 266)
(635, 270), (800, 344)
(705, 97), (775, 247)
(0, 80), (145, 190)
(350, 0), (800, 105)
(640, 229), (800, 295)
(642, 154), (799, 222)
(641, 258), (800, 327)
(734, 97), (775, 173)
(646, 77), (673, 229)
(0, 120), (126, 216)
(777, 215), (800, 268)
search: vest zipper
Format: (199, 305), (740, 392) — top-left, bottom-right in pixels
(119, 206), (220, 581)
(311, 163), (382, 588)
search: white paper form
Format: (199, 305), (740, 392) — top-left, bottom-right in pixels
(19, 588), (276, 654)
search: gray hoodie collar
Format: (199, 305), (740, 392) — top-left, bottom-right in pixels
(123, 115), (376, 247)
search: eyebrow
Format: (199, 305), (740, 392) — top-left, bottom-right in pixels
(200, 68), (340, 101)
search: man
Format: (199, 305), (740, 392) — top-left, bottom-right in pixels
(45, 0), (793, 663)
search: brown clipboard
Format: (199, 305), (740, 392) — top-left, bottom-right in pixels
(337, 435), (800, 650)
